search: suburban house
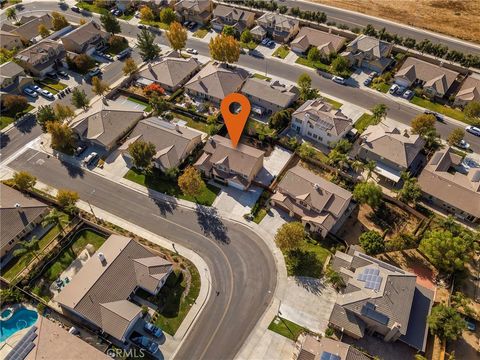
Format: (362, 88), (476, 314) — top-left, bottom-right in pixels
(55, 235), (173, 343)
(11, 14), (53, 43)
(14, 40), (66, 77)
(0, 184), (49, 259)
(454, 74), (480, 107)
(211, 4), (255, 34)
(240, 78), (299, 116)
(290, 27), (346, 55)
(251, 12), (299, 43)
(394, 57), (459, 98)
(135, 51), (201, 92)
(341, 35), (393, 74)
(294, 334), (369, 360)
(184, 62), (249, 106)
(119, 117), (204, 171)
(71, 100), (145, 151)
(0, 30), (23, 50)
(194, 135), (265, 190)
(174, 0), (213, 25)
(329, 248), (433, 352)
(0, 61), (33, 95)
(61, 21), (109, 55)
(115, 0), (134, 11)
(418, 147), (480, 223)
(270, 165), (352, 236)
(357, 123), (425, 183)
(291, 98), (353, 147)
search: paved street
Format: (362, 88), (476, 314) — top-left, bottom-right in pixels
(8, 149), (277, 360)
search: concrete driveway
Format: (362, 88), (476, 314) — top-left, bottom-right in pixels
(212, 183), (263, 215)
(255, 146), (293, 186)
(258, 207), (294, 238)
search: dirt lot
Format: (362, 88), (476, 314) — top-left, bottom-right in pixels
(310, 0), (480, 43)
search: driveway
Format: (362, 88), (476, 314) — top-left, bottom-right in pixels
(341, 102), (367, 123)
(258, 207), (294, 239)
(255, 146), (293, 185)
(212, 183), (263, 215)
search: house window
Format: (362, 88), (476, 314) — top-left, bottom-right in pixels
(307, 131), (312, 137)
(313, 134), (318, 139)
(308, 123), (314, 129)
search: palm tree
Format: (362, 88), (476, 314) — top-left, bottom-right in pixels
(350, 160), (364, 173)
(365, 160), (377, 180)
(6, 8), (17, 22)
(42, 209), (66, 233)
(13, 236), (41, 261)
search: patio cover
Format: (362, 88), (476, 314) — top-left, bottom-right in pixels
(375, 162), (401, 183)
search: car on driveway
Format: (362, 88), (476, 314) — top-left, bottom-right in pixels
(39, 89), (54, 100)
(131, 335), (158, 355)
(363, 77), (372, 86)
(455, 139), (470, 150)
(75, 144), (87, 156)
(267, 40), (275, 47)
(57, 70), (69, 78)
(30, 84), (41, 92)
(465, 317), (476, 331)
(466, 125), (480, 137)
(389, 84), (399, 94)
(87, 68), (102, 78)
(332, 76), (346, 85)
(261, 38), (269, 46)
(116, 48), (131, 60)
(23, 87), (38, 98)
(187, 22), (196, 30)
(144, 322), (163, 338)
(83, 152), (98, 166)
(403, 89), (413, 99)
(369, 72), (378, 79)
(186, 48), (198, 55)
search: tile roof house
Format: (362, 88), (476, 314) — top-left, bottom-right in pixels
(61, 21), (109, 55)
(0, 61), (34, 95)
(358, 123), (425, 183)
(454, 74), (480, 107)
(71, 100), (145, 151)
(175, 0), (213, 25)
(341, 35), (393, 74)
(329, 248), (433, 351)
(0, 184), (49, 259)
(240, 78), (299, 116)
(291, 98), (353, 147)
(270, 165), (352, 236)
(0, 30), (23, 50)
(119, 117), (204, 171)
(14, 40), (66, 77)
(294, 334), (370, 360)
(418, 147), (480, 223)
(194, 135), (265, 190)
(55, 235), (173, 343)
(251, 12), (299, 43)
(11, 14), (53, 43)
(135, 51), (201, 92)
(291, 27), (346, 55)
(184, 62), (249, 106)
(211, 4), (255, 34)
(394, 57), (459, 98)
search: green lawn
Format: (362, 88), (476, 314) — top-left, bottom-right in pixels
(355, 113), (376, 133)
(140, 20), (170, 30)
(127, 96), (152, 112)
(411, 96), (466, 123)
(323, 97), (343, 109)
(76, 1), (109, 15)
(253, 208), (268, 224)
(193, 28), (209, 38)
(268, 316), (306, 341)
(171, 111), (215, 133)
(40, 78), (67, 91)
(284, 237), (331, 277)
(240, 41), (257, 50)
(296, 56), (330, 73)
(273, 45), (290, 59)
(0, 104), (35, 130)
(125, 167), (220, 206)
(371, 82), (390, 93)
(246, 119), (276, 137)
(253, 73), (272, 81)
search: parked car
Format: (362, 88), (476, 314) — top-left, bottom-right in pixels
(332, 76), (346, 85)
(248, 49), (264, 58)
(23, 87), (38, 98)
(103, 53), (113, 61)
(424, 110), (444, 122)
(466, 125), (480, 137)
(134, 11), (141, 18)
(389, 84), (399, 94)
(183, 21), (190, 27)
(186, 48), (198, 55)
(465, 317), (476, 331)
(137, 24), (146, 29)
(116, 48), (131, 60)
(39, 89), (54, 100)
(57, 70), (69, 78)
(455, 139), (470, 150)
(363, 77), (372, 86)
(46, 70), (58, 78)
(87, 68), (102, 78)
(402, 90), (413, 99)
(75, 145), (87, 156)
(131, 336), (158, 354)
(369, 72), (378, 79)
(261, 38), (269, 46)
(83, 152), (98, 166)
(187, 22), (196, 30)
(30, 84), (41, 92)
(71, 6), (80, 12)
(267, 40), (275, 47)
(144, 322), (163, 338)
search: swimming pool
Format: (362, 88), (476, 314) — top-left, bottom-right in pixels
(0, 307), (38, 342)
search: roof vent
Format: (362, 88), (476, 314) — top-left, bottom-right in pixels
(15, 203), (21, 208)
(98, 252), (107, 266)
(403, 129), (409, 138)
(313, 183), (321, 191)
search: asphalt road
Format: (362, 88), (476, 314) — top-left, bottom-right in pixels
(10, 148), (277, 360)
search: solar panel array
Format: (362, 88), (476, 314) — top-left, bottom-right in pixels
(5, 326), (37, 360)
(357, 268), (383, 291)
(361, 302), (390, 325)
(320, 351), (341, 360)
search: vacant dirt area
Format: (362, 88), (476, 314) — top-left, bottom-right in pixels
(310, 0), (480, 44)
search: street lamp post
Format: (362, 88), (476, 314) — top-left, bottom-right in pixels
(88, 189), (96, 217)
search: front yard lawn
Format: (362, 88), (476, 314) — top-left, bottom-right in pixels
(371, 82), (390, 93)
(40, 78), (67, 91)
(253, 209), (268, 224)
(355, 113), (376, 133)
(284, 237), (331, 278)
(295, 56), (330, 73)
(253, 73), (272, 81)
(193, 28), (209, 38)
(140, 20), (170, 30)
(323, 97), (343, 109)
(76, 1), (109, 15)
(268, 316), (306, 341)
(240, 41), (257, 50)
(272, 45), (290, 59)
(125, 167), (220, 206)
(411, 96), (466, 122)
(0, 104), (35, 130)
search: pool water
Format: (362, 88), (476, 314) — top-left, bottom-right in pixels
(0, 307), (38, 342)
(1, 309), (12, 318)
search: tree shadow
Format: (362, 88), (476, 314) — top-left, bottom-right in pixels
(293, 276), (327, 295)
(156, 272), (184, 318)
(195, 205), (230, 244)
(59, 158), (84, 178)
(152, 197), (177, 217)
(14, 115), (37, 134)
(287, 250), (323, 278)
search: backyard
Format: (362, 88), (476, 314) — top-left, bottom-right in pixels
(170, 111), (215, 133)
(127, 96), (152, 112)
(124, 167), (220, 206)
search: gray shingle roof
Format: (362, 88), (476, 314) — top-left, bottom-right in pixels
(347, 35), (392, 58)
(61, 21), (107, 47)
(213, 4), (255, 22)
(456, 74), (480, 103)
(241, 78), (299, 108)
(11, 14), (53, 41)
(291, 27), (346, 54)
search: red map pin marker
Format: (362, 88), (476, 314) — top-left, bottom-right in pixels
(221, 93), (251, 148)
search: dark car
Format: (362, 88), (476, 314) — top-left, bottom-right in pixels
(71, 6), (80, 12)
(75, 145), (87, 157)
(116, 48), (131, 60)
(363, 77), (372, 86)
(57, 70), (69, 78)
(248, 49), (264, 58)
(424, 110), (444, 122)
(131, 336), (158, 354)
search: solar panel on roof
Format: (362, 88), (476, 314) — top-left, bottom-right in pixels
(320, 352), (341, 360)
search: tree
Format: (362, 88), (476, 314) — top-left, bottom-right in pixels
(38, 24), (50, 38)
(47, 122), (75, 153)
(209, 34), (240, 63)
(240, 29), (253, 43)
(166, 21), (187, 52)
(143, 83), (165, 97)
(447, 128), (464, 146)
(330, 56), (349, 75)
(222, 25), (235, 37)
(371, 104), (388, 124)
(128, 140), (156, 169)
(359, 230), (385, 255)
(160, 7), (176, 24)
(325, 266), (345, 290)
(464, 101), (480, 123)
(122, 58), (138, 76)
(100, 12), (121, 35)
(108, 35), (128, 52)
(149, 93), (169, 115)
(307, 46), (321, 62)
(297, 142), (316, 159)
(0, 47), (16, 64)
(137, 28), (160, 61)
(139, 6), (154, 22)
(56, 189), (79, 212)
(419, 229), (475, 275)
(428, 304), (466, 341)
(2, 95), (28, 115)
(36, 105), (57, 131)
(6, 8), (17, 21)
(423, 129), (442, 153)
(274, 222), (305, 252)
(91, 76), (110, 97)
(54, 103), (75, 122)
(12, 171), (36, 191)
(365, 160), (376, 180)
(178, 166), (206, 198)
(353, 181), (383, 209)
(13, 236), (41, 261)
(42, 209), (67, 233)
(205, 115), (218, 135)
(51, 12), (69, 31)
(69, 54), (95, 73)
(71, 88), (89, 110)
(397, 172), (422, 205)
(411, 113), (436, 136)
(268, 109), (293, 130)
(297, 73), (317, 101)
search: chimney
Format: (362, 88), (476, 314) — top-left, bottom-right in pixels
(98, 252), (107, 266)
(403, 129), (409, 137)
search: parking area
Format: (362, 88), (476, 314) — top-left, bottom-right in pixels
(212, 183), (263, 215)
(255, 145), (293, 186)
(254, 41), (279, 57)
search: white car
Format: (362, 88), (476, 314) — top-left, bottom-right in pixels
(389, 84), (399, 94)
(83, 152), (98, 166)
(466, 125), (480, 137)
(186, 48), (198, 55)
(39, 89), (54, 100)
(332, 76), (346, 85)
(23, 87), (38, 98)
(455, 139), (470, 150)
